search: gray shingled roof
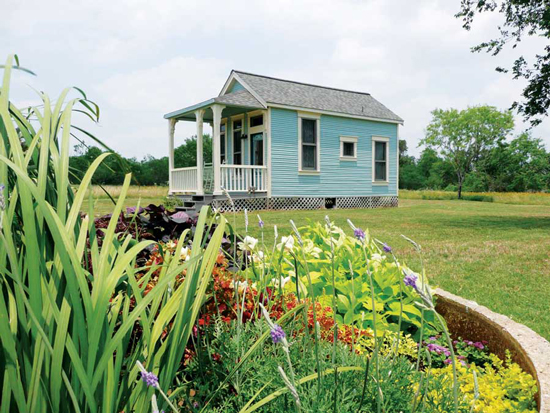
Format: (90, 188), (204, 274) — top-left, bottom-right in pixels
(214, 88), (264, 108)
(233, 71), (403, 123)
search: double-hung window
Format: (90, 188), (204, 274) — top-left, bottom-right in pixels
(372, 136), (389, 183)
(298, 113), (320, 172)
(233, 118), (243, 165)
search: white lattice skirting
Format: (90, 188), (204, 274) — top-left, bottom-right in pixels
(211, 196), (398, 213)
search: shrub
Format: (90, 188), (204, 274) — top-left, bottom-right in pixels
(462, 194), (494, 202)
(429, 352), (538, 413)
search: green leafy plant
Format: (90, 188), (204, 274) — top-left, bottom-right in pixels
(242, 221), (439, 340)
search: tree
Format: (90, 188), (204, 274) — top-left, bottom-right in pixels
(174, 134), (212, 168)
(421, 106), (514, 198)
(456, 1), (550, 126)
(479, 132), (550, 191)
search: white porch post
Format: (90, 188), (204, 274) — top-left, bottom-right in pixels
(211, 104), (225, 195)
(168, 118), (176, 193)
(195, 109), (205, 195)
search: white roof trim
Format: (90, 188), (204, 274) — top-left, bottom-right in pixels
(219, 71), (267, 108)
(267, 103), (404, 125)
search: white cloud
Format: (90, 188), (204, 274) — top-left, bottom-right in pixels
(1, 0), (548, 158)
(95, 56), (229, 111)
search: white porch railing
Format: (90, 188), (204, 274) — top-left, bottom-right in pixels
(170, 167), (198, 192)
(220, 165), (267, 192)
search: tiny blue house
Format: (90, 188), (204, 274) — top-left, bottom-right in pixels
(164, 71), (403, 211)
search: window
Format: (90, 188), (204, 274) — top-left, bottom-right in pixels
(233, 119), (243, 164)
(298, 113), (320, 172)
(220, 122), (226, 163)
(340, 136), (357, 160)
(372, 137), (389, 183)
(250, 114), (263, 127)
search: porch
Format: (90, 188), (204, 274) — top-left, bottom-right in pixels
(165, 89), (270, 196)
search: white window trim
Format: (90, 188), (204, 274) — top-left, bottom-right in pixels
(247, 110), (266, 136)
(372, 136), (390, 185)
(231, 115), (244, 164)
(298, 111), (321, 174)
(220, 119), (227, 164)
(247, 109), (267, 165)
(340, 135), (358, 161)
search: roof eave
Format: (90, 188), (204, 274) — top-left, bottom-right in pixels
(266, 102), (404, 125)
(163, 98), (216, 119)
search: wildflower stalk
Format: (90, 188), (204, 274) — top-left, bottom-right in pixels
(136, 361), (179, 413)
(325, 216), (338, 365)
(349, 259), (356, 352)
(435, 311), (459, 413)
(348, 219), (381, 413)
(260, 302), (300, 411)
(332, 365), (338, 413)
(401, 235), (428, 372)
(402, 266), (459, 413)
(290, 220), (322, 396)
(358, 356), (371, 411)
(411, 371), (425, 412)
(278, 366), (301, 412)
(365, 263), (382, 413)
(420, 349), (433, 413)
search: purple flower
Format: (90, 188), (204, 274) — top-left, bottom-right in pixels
(141, 371), (159, 387)
(270, 324), (286, 344)
(258, 219), (264, 228)
(444, 358), (452, 365)
(426, 343), (450, 356)
(0, 184), (5, 211)
(354, 228), (365, 242)
(382, 243), (392, 253)
(403, 272), (418, 291)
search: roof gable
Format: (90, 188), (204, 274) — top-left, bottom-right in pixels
(224, 70), (403, 124)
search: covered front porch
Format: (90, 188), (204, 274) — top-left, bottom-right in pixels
(165, 90), (269, 196)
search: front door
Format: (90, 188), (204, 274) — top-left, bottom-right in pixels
(250, 133), (264, 166)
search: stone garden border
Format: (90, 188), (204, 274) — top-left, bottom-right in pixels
(435, 289), (550, 413)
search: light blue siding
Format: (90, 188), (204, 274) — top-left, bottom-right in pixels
(227, 81), (245, 93)
(270, 108), (398, 197)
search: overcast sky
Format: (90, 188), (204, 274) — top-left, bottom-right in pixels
(2, 0), (549, 158)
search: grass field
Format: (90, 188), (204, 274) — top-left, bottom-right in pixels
(401, 189), (550, 205)
(83, 186), (550, 339)
(79, 185), (168, 215)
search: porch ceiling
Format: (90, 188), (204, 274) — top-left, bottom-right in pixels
(164, 89), (265, 122)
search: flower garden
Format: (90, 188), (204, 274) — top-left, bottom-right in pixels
(0, 55), (543, 412)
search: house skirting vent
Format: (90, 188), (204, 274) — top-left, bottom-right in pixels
(211, 196), (398, 213)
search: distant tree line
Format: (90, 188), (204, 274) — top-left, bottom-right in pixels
(400, 132), (550, 193)
(69, 135), (212, 186)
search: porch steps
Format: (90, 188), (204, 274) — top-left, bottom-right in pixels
(175, 194), (215, 213)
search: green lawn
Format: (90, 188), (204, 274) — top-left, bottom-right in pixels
(231, 199), (550, 340)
